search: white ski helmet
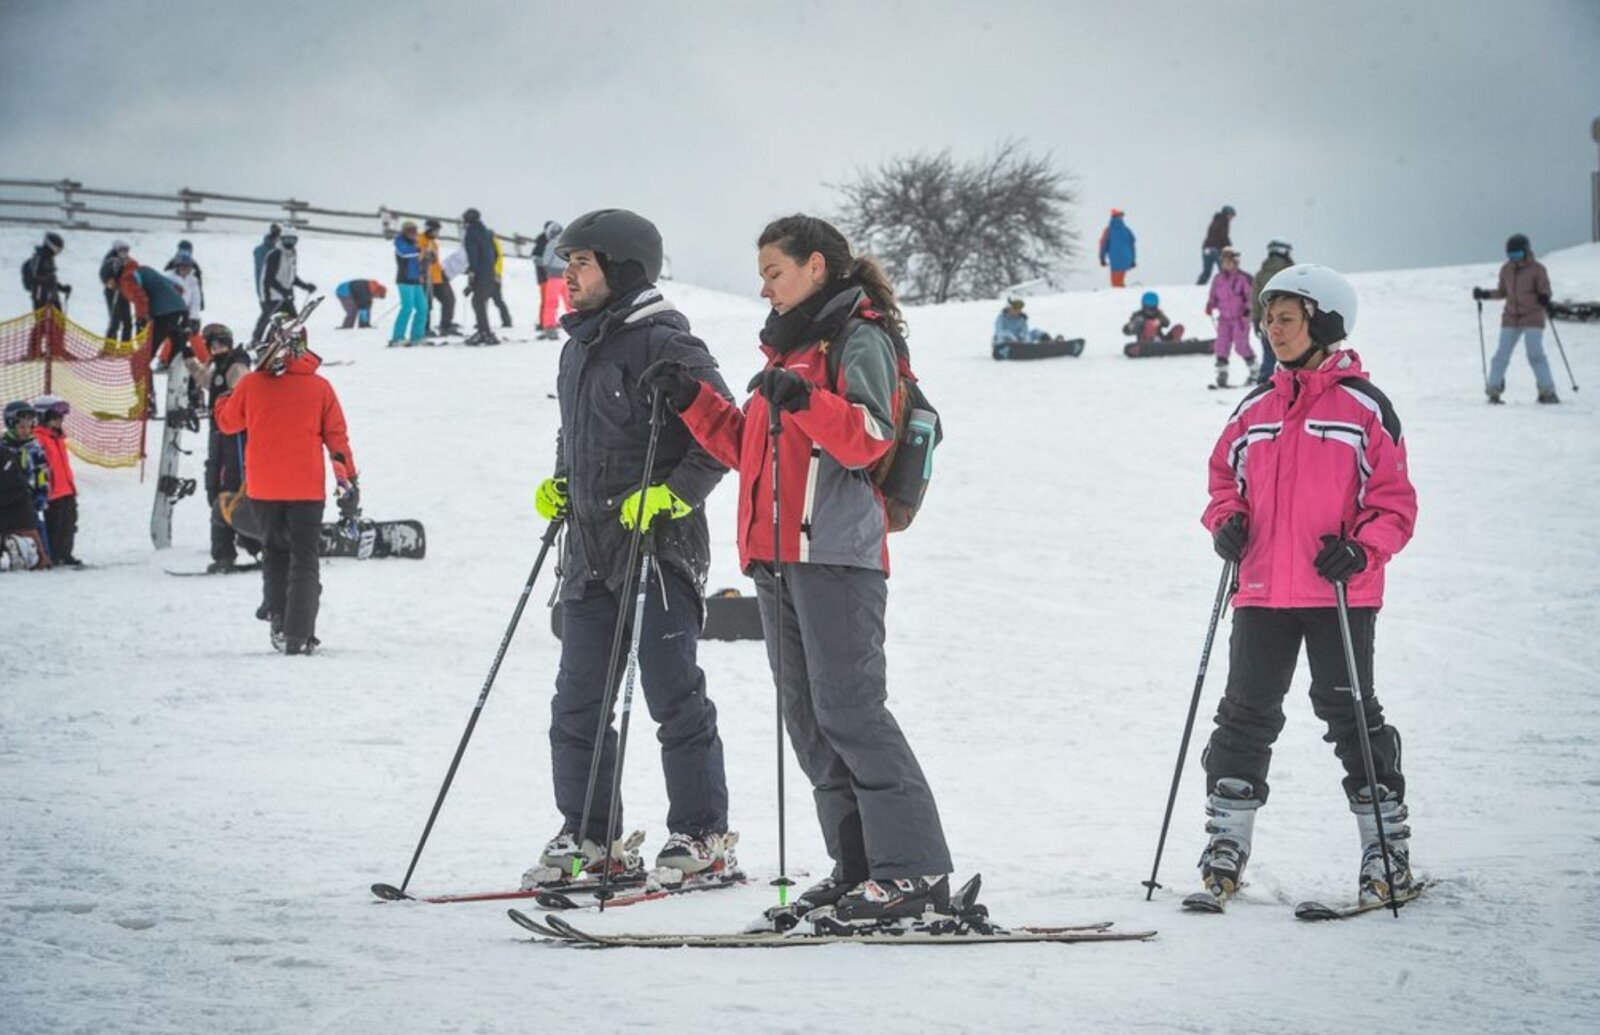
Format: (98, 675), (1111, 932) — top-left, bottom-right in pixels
(1257, 263), (1357, 347)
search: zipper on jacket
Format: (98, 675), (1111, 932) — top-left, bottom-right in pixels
(798, 444), (822, 564)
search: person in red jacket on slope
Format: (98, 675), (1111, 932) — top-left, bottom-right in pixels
(215, 318), (358, 656)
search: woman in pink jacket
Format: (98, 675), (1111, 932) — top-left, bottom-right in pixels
(1194, 264), (1419, 909)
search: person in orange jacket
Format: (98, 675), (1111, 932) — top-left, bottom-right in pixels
(214, 321), (358, 655)
(29, 395), (80, 566)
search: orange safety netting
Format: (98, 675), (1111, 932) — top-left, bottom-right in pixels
(0, 308), (151, 468)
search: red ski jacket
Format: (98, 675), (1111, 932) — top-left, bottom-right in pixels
(32, 425), (76, 500)
(214, 353), (355, 500)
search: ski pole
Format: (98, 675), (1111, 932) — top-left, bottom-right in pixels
(1333, 578), (1401, 918)
(379, 516), (565, 898)
(1142, 558), (1236, 900)
(1475, 300), (1489, 393)
(768, 393), (794, 907)
(594, 533), (656, 912)
(572, 388), (668, 878)
(1546, 317), (1579, 392)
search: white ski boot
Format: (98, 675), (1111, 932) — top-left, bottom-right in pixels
(520, 828), (645, 889)
(1196, 778), (1261, 902)
(1353, 785), (1413, 904)
(1214, 359), (1230, 388)
(653, 830), (738, 884)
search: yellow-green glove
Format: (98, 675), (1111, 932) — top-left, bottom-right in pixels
(535, 476), (568, 520)
(619, 484), (691, 532)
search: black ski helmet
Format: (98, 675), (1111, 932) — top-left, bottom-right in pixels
(44, 232), (64, 251)
(4, 399), (39, 430)
(1221, 205), (1236, 217)
(461, 208), (481, 224)
(201, 322), (235, 349)
(1506, 233), (1531, 256)
(554, 209), (663, 291)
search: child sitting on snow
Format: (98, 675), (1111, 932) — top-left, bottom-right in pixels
(1123, 292), (1187, 344)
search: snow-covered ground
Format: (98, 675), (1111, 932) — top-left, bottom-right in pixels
(2, 228), (1598, 1034)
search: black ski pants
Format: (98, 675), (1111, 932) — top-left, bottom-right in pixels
(1202, 606), (1405, 805)
(257, 500), (323, 641)
(431, 280), (455, 330)
(44, 494), (77, 563)
(469, 278), (491, 334)
(105, 288), (133, 342)
(550, 570), (729, 844)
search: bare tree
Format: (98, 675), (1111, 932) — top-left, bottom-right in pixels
(833, 140), (1078, 304)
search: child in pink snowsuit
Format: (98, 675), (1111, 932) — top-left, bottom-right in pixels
(1206, 248), (1257, 385)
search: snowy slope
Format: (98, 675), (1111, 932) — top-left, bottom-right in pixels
(2, 228), (1598, 1035)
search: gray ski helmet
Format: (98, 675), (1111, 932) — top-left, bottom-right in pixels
(4, 399), (39, 429)
(554, 209), (664, 285)
(1258, 263), (1358, 347)
(1267, 239), (1292, 257)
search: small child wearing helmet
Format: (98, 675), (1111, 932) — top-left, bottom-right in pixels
(30, 395), (81, 566)
(1, 400), (51, 569)
(1122, 291), (1187, 345)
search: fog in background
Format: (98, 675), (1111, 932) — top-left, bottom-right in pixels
(2, 0), (1595, 296)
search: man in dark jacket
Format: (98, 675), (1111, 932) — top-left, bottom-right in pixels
(23, 232), (70, 359)
(253, 232), (314, 343)
(1198, 205), (1236, 285)
(251, 225), (283, 342)
(198, 324), (261, 572)
(524, 208), (735, 886)
(460, 208), (500, 345)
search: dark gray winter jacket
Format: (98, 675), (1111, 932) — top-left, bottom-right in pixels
(554, 287), (731, 603)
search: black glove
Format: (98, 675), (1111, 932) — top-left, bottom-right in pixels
(304, 282), (317, 294)
(1314, 534), (1367, 583)
(337, 479), (361, 522)
(1472, 287), (1490, 301)
(1212, 513), (1247, 563)
(746, 368), (812, 413)
(60, 283), (72, 297)
(639, 359), (703, 411)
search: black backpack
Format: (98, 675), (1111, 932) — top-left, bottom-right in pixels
(823, 315), (942, 532)
(21, 254), (39, 294)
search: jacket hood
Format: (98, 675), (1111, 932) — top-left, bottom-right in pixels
(282, 351), (324, 376)
(560, 286), (683, 343)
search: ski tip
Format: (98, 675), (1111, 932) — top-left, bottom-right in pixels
(1181, 892), (1225, 914)
(1293, 901), (1341, 921)
(370, 883), (410, 902)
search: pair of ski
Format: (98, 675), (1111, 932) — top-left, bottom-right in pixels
(1183, 880), (1426, 921)
(370, 867), (744, 910)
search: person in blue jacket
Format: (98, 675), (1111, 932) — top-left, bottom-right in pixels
(1098, 209), (1136, 288)
(992, 293), (1055, 358)
(390, 221), (427, 346)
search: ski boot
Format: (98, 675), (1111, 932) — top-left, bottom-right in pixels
(1245, 358), (1261, 384)
(1537, 389), (1561, 404)
(1214, 359), (1230, 388)
(1486, 385), (1504, 405)
(1186, 777), (1261, 912)
(1353, 785), (1413, 905)
(826, 874), (952, 926)
(268, 614), (286, 653)
(653, 830), (738, 881)
(520, 829), (644, 889)
(285, 635), (321, 656)
(206, 557), (236, 574)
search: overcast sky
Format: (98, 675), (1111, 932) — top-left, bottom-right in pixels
(2, 0), (1595, 296)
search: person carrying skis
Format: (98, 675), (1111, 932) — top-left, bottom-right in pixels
(1197, 205), (1236, 285)
(214, 318), (357, 655)
(1197, 264), (1418, 909)
(1123, 291), (1186, 344)
(533, 219), (571, 339)
(0, 400), (51, 570)
(526, 208), (734, 885)
(30, 395), (81, 567)
(1098, 209), (1136, 288)
(1206, 247), (1258, 386)
(100, 240), (134, 343)
(460, 208), (500, 345)
(1250, 240), (1294, 382)
(1473, 233), (1558, 404)
(645, 214), (955, 924)
(198, 324), (261, 573)
(22, 232), (70, 359)
(418, 218), (460, 336)
(391, 221), (428, 346)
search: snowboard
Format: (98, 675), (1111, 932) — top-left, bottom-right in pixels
(149, 363), (201, 549)
(1123, 338), (1215, 358)
(1550, 300), (1598, 322)
(319, 519), (427, 560)
(991, 337), (1085, 361)
(551, 588), (764, 642)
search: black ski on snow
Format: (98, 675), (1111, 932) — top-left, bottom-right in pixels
(532, 869), (746, 911)
(509, 912), (1154, 949)
(164, 563), (263, 577)
(1294, 882), (1426, 921)
(370, 872), (651, 905)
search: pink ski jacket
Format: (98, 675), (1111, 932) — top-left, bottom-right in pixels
(1206, 268), (1254, 320)
(1202, 349), (1417, 609)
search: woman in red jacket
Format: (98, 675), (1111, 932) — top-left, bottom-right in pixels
(1196, 264), (1419, 910)
(646, 215), (952, 926)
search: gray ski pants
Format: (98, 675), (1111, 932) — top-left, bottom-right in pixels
(751, 563), (952, 881)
